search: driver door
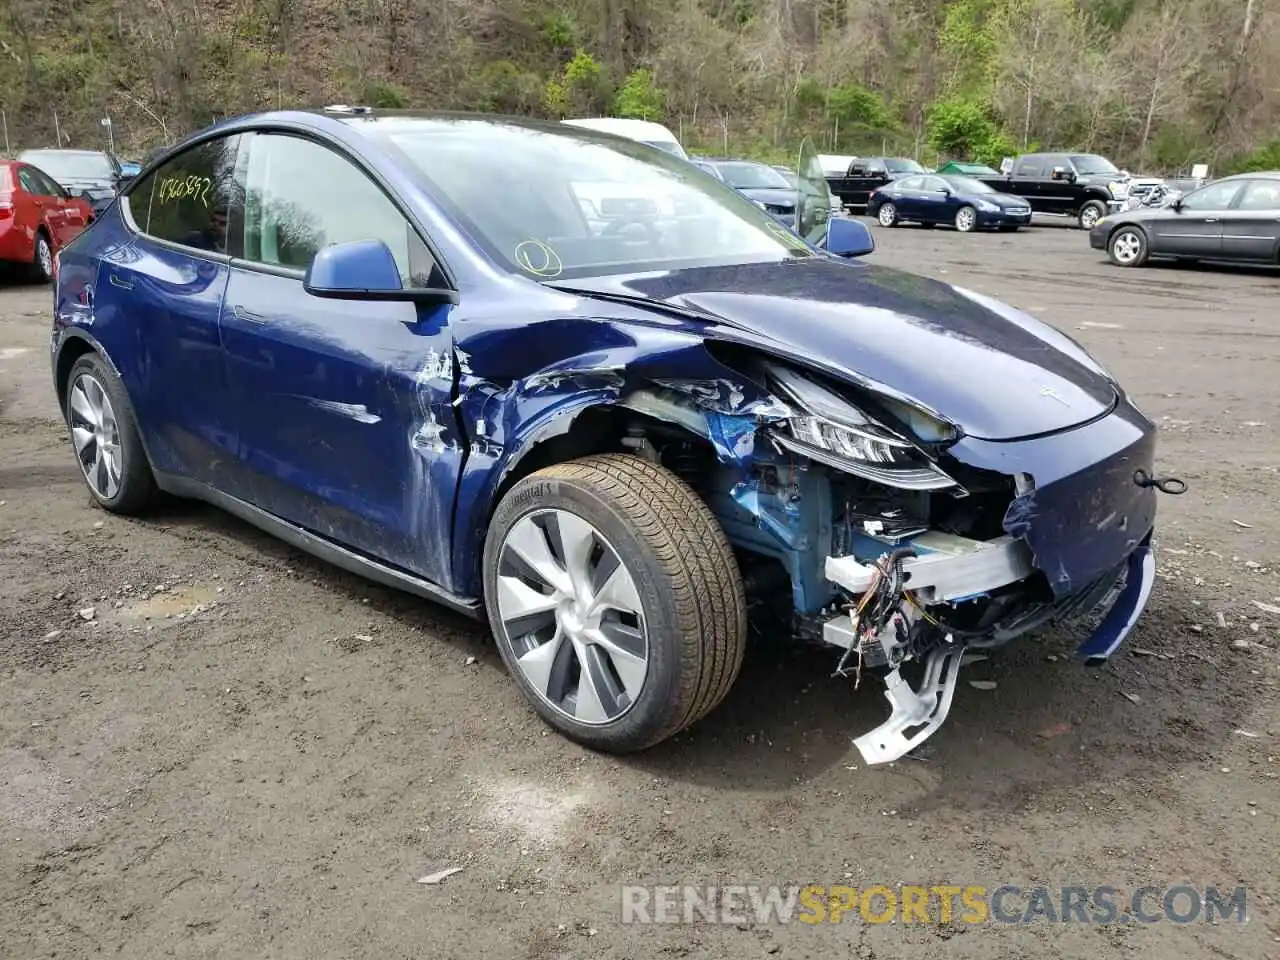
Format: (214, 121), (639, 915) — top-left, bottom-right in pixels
(795, 139), (832, 244)
(219, 131), (461, 587)
(1148, 179), (1243, 257)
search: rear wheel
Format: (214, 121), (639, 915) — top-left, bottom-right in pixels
(63, 353), (158, 513)
(1108, 226), (1149, 267)
(483, 454), (747, 753)
(954, 206), (977, 232)
(876, 202), (898, 227)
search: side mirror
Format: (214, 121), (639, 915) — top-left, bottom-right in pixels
(824, 217), (874, 258)
(1171, 197), (1183, 211)
(304, 239), (458, 304)
(115, 175), (134, 191)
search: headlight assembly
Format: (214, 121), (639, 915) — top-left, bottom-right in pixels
(764, 364), (961, 492)
(975, 199), (1000, 212)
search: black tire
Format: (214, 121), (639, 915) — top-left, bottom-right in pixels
(63, 352), (158, 514)
(1078, 200), (1106, 230)
(29, 230), (53, 283)
(1107, 226), (1149, 267)
(954, 205), (977, 232)
(483, 453), (747, 752)
(876, 202), (898, 227)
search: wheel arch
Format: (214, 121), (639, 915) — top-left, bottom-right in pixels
(53, 329), (117, 412)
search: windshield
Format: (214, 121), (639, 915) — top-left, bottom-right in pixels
(1069, 154), (1119, 175)
(941, 176), (995, 194)
(885, 158), (926, 174)
(370, 118), (813, 280)
(642, 140), (688, 160)
(20, 150), (116, 180)
(715, 162), (791, 190)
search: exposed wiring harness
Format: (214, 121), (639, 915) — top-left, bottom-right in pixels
(834, 547), (916, 686)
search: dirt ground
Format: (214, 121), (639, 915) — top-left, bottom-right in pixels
(1, 218), (1277, 960)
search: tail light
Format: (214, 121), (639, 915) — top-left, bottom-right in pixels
(0, 193), (12, 219)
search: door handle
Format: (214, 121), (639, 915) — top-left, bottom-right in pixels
(1203, 217), (1219, 223)
(231, 305), (268, 324)
(109, 273), (133, 290)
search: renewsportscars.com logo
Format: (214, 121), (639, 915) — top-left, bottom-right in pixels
(620, 884), (1248, 926)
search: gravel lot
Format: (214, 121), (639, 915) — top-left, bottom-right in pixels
(1, 216), (1277, 960)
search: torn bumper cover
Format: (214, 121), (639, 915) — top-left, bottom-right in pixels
(820, 405), (1166, 765)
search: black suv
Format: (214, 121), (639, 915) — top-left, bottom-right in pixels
(980, 153), (1131, 229)
(826, 156), (928, 209)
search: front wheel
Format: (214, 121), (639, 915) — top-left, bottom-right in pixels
(1108, 226), (1149, 267)
(876, 202), (898, 227)
(1078, 201), (1106, 230)
(483, 454), (747, 753)
(954, 205), (977, 232)
(29, 231), (53, 283)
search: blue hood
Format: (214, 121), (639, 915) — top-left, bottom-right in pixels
(561, 258), (1118, 441)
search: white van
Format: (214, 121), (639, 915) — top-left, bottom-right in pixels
(561, 118), (688, 159)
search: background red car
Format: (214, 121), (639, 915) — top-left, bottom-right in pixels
(0, 160), (95, 282)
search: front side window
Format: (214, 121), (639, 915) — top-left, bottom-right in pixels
(1236, 180), (1280, 211)
(942, 176), (994, 194)
(1179, 180), (1243, 211)
(126, 135), (243, 254)
(240, 133), (428, 284)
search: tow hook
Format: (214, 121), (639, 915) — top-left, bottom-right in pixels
(1133, 469), (1187, 495)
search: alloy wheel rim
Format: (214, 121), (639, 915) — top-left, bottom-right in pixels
(1082, 207), (1100, 228)
(879, 205), (895, 226)
(957, 209), (975, 231)
(496, 508), (649, 725)
(1113, 232), (1140, 263)
(37, 238), (52, 277)
(68, 373), (123, 500)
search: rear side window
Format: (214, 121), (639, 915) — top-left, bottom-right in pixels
(126, 134), (244, 254)
(1237, 180), (1280, 211)
(1014, 157), (1044, 177)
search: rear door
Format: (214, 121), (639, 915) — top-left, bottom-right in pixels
(1220, 179), (1280, 261)
(94, 134), (243, 489)
(219, 131), (460, 586)
(1148, 179), (1242, 257)
(1007, 155), (1046, 205)
(890, 176), (926, 218)
(28, 166), (85, 245)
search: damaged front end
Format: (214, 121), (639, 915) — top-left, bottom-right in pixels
(607, 355), (1178, 765)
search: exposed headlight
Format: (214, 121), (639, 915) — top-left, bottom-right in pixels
(752, 199), (767, 210)
(975, 199), (1000, 212)
(765, 364), (960, 491)
(1108, 181), (1129, 198)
